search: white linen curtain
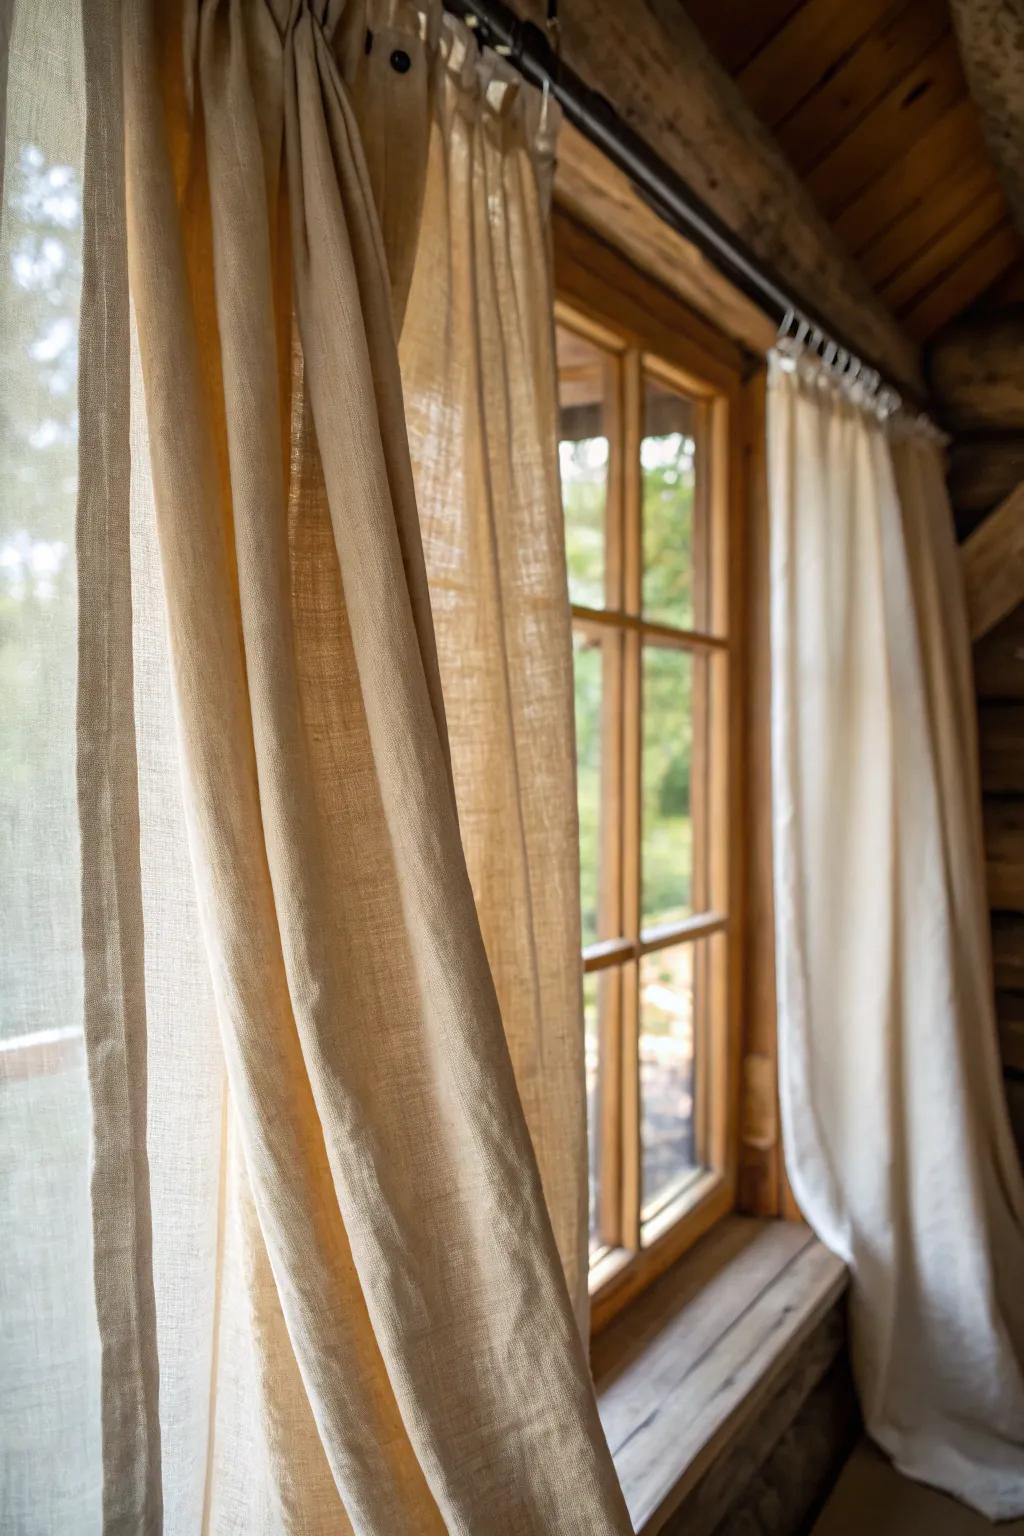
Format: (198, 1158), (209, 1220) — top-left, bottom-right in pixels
(0, 0), (631, 1531)
(768, 351), (1024, 1520)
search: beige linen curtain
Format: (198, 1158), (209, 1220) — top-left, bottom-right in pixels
(768, 352), (1024, 1520)
(1, 0), (630, 1530)
(400, 29), (589, 1324)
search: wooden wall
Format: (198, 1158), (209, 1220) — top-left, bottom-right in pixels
(928, 296), (1024, 1167)
(976, 604), (1024, 1160)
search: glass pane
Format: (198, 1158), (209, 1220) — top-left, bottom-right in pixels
(640, 942), (703, 1221)
(642, 646), (698, 928)
(557, 324), (610, 609)
(641, 376), (704, 630)
(584, 970), (600, 1256)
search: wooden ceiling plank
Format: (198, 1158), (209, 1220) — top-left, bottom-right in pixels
(735, 0), (894, 130)
(514, 0), (924, 393)
(807, 33), (965, 218)
(860, 158), (996, 289)
(881, 186), (1008, 312)
(903, 223), (1019, 340)
(777, 0), (949, 177)
(833, 99), (986, 255)
(680, 0), (808, 77)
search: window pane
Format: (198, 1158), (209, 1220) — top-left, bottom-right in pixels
(642, 377), (704, 630)
(640, 942), (703, 1222)
(557, 325), (610, 609)
(575, 627), (623, 948)
(642, 646), (698, 928)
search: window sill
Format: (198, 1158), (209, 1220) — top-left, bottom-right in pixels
(593, 1215), (848, 1535)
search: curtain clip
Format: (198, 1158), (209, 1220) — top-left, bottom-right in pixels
(545, 0), (561, 57)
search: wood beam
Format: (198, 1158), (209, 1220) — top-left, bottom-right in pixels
(948, 436), (1024, 524)
(993, 914), (1024, 991)
(997, 992), (1024, 1076)
(514, 0), (924, 396)
(980, 704), (1024, 793)
(949, 0), (1024, 240)
(961, 480), (1024, 641)
(554, 124), (777, 359)
(1007, 1078), (1024, 1164)
(974, 604), (1024, 700)
(901, 222), (1020, 345)
(985, 798), (1024, 910)
(927, 306), (1024, 431)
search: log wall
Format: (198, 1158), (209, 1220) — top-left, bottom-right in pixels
(929, 303), (1024, 1168)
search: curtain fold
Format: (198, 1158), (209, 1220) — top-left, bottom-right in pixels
(78, 0), (162, 1527)
(400, 24), (589, 1326)
(4, 0), (630, 1529)
(768, 353), (1024, 1521)
(116, 0), (628, 1529)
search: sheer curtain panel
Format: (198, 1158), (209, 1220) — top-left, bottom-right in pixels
(400, 28), (589, 1326)
(768, 352), (1024, 1520)
(0, 0), (631, 1531)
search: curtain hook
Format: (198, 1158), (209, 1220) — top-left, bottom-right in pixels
(545, 0), (561, 57)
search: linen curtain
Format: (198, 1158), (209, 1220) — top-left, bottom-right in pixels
(768, 352), (1024, 1520)
(400, 29), (589, 1324)
(1, 0), (630, 1531)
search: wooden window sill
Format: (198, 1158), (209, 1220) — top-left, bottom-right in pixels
(593, 1215), (848, 1534)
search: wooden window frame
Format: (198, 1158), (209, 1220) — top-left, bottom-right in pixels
(554, 213), (747, 1332)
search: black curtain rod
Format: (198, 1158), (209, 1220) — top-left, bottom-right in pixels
(443, 0), (920, 412)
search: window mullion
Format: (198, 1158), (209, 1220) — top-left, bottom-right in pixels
(588, 348), (624, 1251)
(620, 349), (643, 1252)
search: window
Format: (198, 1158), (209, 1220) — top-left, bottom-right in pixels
(556, 242), (742, 1323)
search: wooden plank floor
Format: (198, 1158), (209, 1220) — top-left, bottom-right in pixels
(812, 1442), (1024, 1535)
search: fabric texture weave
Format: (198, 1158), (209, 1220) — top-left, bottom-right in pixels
(768, 354), (1024, 1521)
(0, 0), (630, 1530)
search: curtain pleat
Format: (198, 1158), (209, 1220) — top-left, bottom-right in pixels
(400, 28), (589, 1325)
(77, 1), (163, 1527)
(80, 0), (632, 1529)
(769, 356), (1024, 1521)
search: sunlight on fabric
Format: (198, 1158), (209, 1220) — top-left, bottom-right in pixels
(0, 3), (102, 1531)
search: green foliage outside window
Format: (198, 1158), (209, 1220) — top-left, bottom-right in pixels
(1, 145), (82, 1041)
(565, 429), (698, 943)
